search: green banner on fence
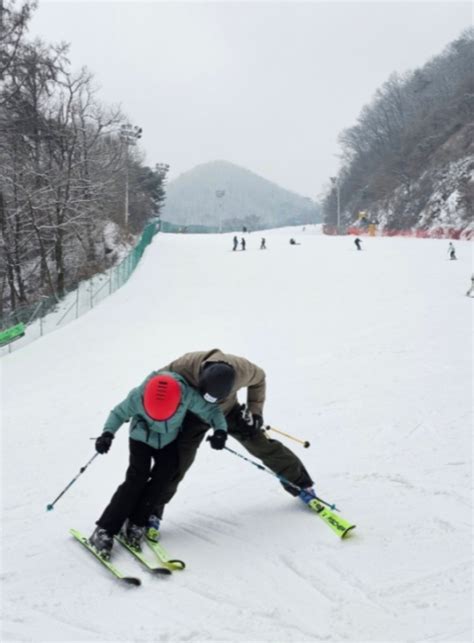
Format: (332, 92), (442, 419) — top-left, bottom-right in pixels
(0, 323), (25, 346)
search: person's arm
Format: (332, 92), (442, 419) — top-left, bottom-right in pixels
(103, 387), (141, 435)
(95, 386), (142, 454)
(234, 357), (266, 415)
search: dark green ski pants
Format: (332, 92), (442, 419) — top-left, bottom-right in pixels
(152, 411), (313, 519)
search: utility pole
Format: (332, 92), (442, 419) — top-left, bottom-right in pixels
(215, 190), (225, 233)
(330, 176), (341, 232)
(120, 124), (143, 228)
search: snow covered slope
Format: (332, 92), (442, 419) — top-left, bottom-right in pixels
(2, 228), (472, 642)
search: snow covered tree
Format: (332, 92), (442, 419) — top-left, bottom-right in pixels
(0, 4), (169, 321)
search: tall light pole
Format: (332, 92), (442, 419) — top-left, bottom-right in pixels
(330, 176), (341, 232)
(120, 124), (143, 227)
(215, 189), (225, 233)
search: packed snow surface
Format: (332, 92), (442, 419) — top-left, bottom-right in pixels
(2, 227), (472, 642)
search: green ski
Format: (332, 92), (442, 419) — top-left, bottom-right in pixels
(306, 499), (356, 538)
(115, 535), (172, 575)
(145, 537), (186, 571)
(70, 528), (141, 586)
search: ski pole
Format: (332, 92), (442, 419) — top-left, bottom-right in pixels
(265, 425), (311, 448)
(46, 452), (99, 511)
(220, 443), (338, 511)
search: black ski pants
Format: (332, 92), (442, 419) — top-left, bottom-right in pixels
(152, 411), (314, 519)
(97, 438), (179, 535)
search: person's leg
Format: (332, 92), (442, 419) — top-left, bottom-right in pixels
(96, 439), (153, 535)
(129, 440), (179, 526)
(230, 426), (314, 495)
(151, 412), (210, 519)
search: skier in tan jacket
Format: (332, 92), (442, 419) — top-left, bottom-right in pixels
(146, 349), (314, 540)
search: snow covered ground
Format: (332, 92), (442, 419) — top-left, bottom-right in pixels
(1, 227), (472, 642)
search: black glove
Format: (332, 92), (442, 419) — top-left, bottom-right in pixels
(228, 404), (264, 438)
(251, 413), (264, 430)
(95, 431), (114, 454)
(208, 429), (227, 450)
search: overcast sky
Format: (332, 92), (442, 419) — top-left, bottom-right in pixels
(28, 1), (471, 199)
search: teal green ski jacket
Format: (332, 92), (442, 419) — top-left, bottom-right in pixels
(102, 370), (227, 450)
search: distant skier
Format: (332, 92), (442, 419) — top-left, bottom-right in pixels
(232, 236), (238, 251)
(241, 237), (246, 251)
(148, 350), (315, 538)
(466, 274), (474, 297)
(354, 237), (362, 251)
(260, 237), (266, 250)
(89, 371), (227, 560)
(448, 242), (457, 260)
(289, 238), (300, 245)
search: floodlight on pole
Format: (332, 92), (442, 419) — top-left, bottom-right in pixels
(120, 124), (143, 227)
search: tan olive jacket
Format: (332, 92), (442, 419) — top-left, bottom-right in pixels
(160, 349), (266, 416)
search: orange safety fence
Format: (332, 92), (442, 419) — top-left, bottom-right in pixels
(324, 224), (472, 240)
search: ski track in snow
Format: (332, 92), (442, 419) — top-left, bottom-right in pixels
(1, 228), (472, 642)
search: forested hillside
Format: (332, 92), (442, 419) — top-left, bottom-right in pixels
(161, 160), (320, 231)
(322, 29), (473, 234)
(0, 1), (168, 324)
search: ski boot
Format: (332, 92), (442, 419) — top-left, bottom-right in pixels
(145, 515), (161, 543)
(299, 486), (317, 504)
(89, 526), (114, 560)
(121, 520), (145, 551)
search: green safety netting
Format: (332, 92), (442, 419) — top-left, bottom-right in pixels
(0, 221), (159, 345)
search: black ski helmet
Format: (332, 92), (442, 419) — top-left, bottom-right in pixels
(199, 361), (236, 402)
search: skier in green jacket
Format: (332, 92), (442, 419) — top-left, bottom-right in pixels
(89, 370), (227, 560)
